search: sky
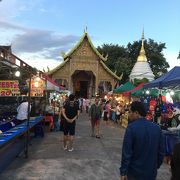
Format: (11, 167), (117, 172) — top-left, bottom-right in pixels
(0, 0), (179, 71)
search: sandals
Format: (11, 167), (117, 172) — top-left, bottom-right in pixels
(68, 148), (74, 152)
(63, 145), (68, 150)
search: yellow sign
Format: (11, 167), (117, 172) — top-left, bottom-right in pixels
(30, 78), (44, 97)
(0, 80), (20, 96)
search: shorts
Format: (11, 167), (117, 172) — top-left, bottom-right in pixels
(103, 112), (108, 121)
(91, 118), (100, 126)
(63, 120), (76, 136)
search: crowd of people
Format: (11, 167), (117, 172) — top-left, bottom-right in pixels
(14, 94), (180, 180)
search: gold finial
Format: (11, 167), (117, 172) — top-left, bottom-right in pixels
(141, 27), (144, 48)
(84, 25), (88, 33)
(137, 28), (147, 62)
(142, 27), (144, 40)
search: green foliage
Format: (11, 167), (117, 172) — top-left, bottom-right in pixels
(97, 39), (169, 83)
(133, 78), (149, 86)
(97, 44), (130, 83)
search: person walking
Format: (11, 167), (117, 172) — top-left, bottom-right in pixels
(61, 94), (80, 152)
(116, 103), (122, 124)
(120, 101), (165, 180)
(103, 100), (110, 124)
(89, 98), (102, 138)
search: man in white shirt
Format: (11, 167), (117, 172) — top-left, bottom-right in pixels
(16, 99), (31, 124)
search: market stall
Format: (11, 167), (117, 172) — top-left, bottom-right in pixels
(0, 46), (45, 159)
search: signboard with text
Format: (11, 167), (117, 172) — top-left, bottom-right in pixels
(0, 80), (20, 96)
(30, 78), (44, 97)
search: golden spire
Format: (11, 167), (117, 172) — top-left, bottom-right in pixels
(137, 28), (147, 62)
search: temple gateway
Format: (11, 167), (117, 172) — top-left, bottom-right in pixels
(48, 32), (122, 98)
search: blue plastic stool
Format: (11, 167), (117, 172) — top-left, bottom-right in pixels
(34, 123), (44, 137)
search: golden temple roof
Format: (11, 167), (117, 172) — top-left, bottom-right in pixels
(137, 29), (147, 62)
(63, 32), (107, 61)
(49, 32), (122, 80)
(48, 58), (69, 75)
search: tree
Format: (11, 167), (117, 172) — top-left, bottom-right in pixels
(97, 44), (128, 72)
(97, 44), (130, 83)
(114, 57), (133, 83)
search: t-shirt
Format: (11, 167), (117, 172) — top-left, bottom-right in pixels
(63, 101), (79, 119)
(89, 104), (102, 119)
(16, 102), (31, 120)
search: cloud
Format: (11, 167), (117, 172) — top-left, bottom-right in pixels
(12, 29), (79, 54)
(0, 20), (27, 31)
(0, 0), (26, 20)
(0, 19), (79, 60)
(18, 52), (62, 71)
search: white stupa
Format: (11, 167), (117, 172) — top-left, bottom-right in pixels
(129, 31), (154, 82)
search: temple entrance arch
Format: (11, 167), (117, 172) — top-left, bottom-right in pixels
(72, 70), (95, 98)
(98, 81), (112, 94)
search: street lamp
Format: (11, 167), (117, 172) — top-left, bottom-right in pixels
(15, 70), (20, 77)
(145, 90), (150, 95)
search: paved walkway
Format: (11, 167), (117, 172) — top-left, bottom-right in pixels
(0, 112), (171, 179)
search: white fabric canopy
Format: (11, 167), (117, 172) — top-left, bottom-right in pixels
(45, 75), (64, 92)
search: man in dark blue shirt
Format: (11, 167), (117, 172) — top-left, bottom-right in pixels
(120, 101), (165, 180)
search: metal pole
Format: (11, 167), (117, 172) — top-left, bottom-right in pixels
(45, 76), (48, 115)
(25, 75), (31, 158)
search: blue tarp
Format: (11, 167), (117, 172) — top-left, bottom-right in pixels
(144, 66), (180, 89)
(162, 76), (180, 87)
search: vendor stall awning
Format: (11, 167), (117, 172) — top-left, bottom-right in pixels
(131, 88), (166, 97)
(45, 75), (65, 92)
(144, 66), (180, 89)
(113, 81), (135, 94)
(122, 82), (145, 96)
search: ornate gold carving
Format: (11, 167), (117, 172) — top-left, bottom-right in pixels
(70, 62), (97, 76)
(98, 64), (112, 81)
(74, 40), (96, 58)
